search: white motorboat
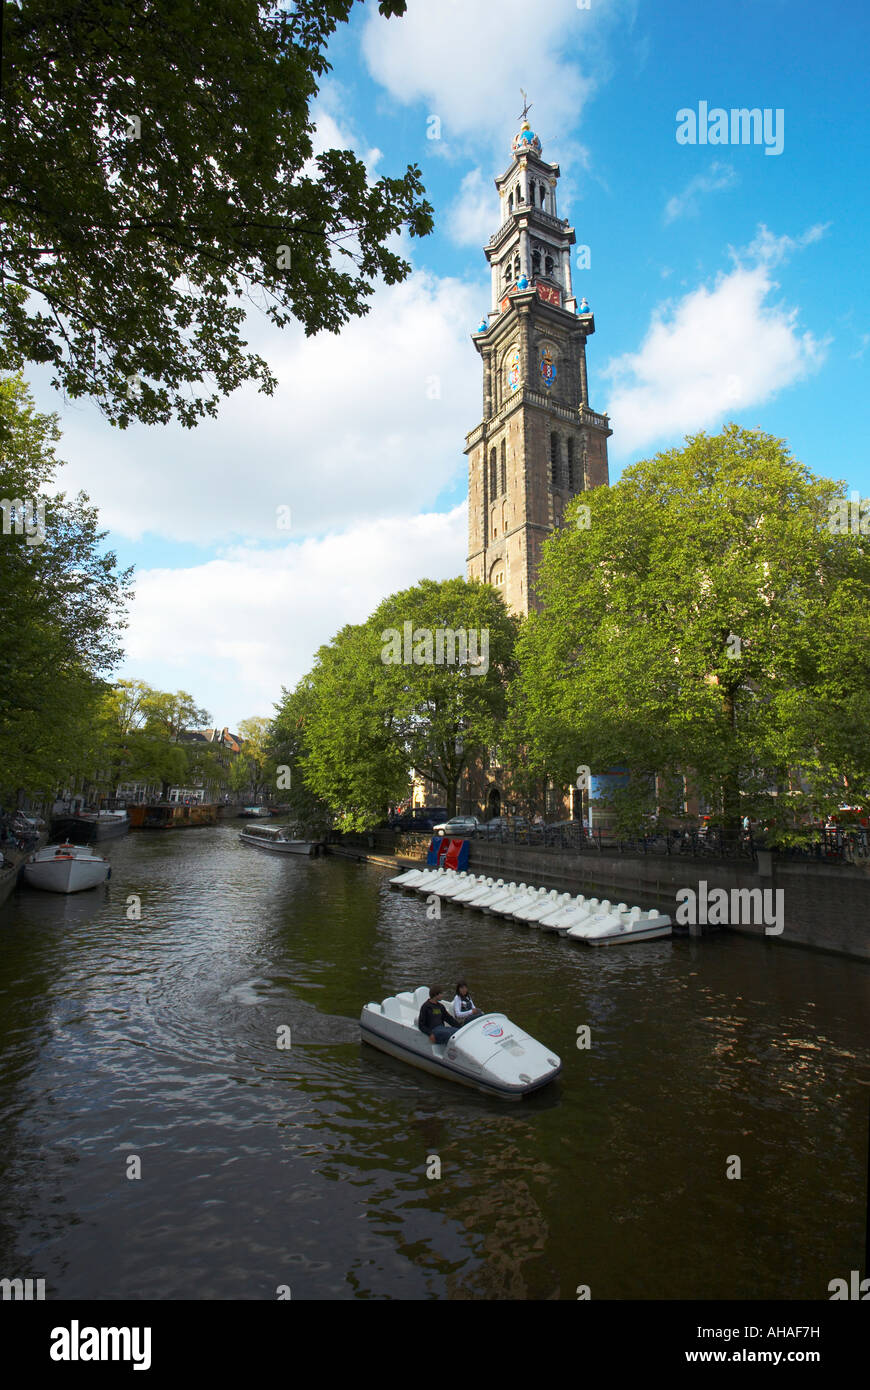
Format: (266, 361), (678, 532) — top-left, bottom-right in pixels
(24, 843), (110, 894)
(238, 806), (271, 818)
(239, 825), (322, 856)
(569, 905), (672, 945)
(360, 986), (561, 1099)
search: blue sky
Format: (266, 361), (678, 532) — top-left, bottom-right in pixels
(25, 0), (870, 728)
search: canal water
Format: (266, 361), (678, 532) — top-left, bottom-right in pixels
(0, 824), (867, 1300)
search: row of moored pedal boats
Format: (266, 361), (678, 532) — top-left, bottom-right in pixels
(389, 866), (671, 944)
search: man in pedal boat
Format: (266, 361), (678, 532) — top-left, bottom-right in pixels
(418, 985), (460, 1044)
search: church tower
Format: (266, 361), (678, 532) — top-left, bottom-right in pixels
(465, 111), (611, 616)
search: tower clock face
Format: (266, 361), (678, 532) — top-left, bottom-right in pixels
(506, 346), (521, 392)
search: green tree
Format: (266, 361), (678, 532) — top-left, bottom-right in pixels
(372, 579), (519, 816)
(512, 425), (870, 838)
(0, 374), (132, 802)
(283, 578), (519, 828)
(291, 623), (411, 830)
(229, 716), (276, 802)
(270, 685), (333, 833)
(1, 0), (432, 427)
(140, 689), (211, 743)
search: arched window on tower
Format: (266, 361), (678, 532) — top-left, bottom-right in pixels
(544, 253), (554, 277)
(504, 262), (513, 285)
(514, 254), (521, 278)
(507, 191), (513, 214)
(540, 182), (547, 209)
(550, 433), (561, 488)
(532, 247), (541, 276)
(500, 438), (507, 494)
(567, 438), (575, 491)
(489, 448), (497, 499)
(528, 182), (536, 207)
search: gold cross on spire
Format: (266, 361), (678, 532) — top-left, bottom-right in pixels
(518, 90), (533, 122)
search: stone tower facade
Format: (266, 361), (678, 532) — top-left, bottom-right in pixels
(465, 117), (611, 616)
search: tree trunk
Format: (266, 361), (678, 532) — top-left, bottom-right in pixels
(722, 689), (741, 844)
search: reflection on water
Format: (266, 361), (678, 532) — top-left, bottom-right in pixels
(0, 824), (867, 1299)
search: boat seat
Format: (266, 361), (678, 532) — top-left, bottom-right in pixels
(382, 998), (404, 1021)
(395, 991), (415, 1007)
(413, 985), (430, 1007)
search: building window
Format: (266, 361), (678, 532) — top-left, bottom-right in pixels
(513, 254), (520, 278)
(532, 248), (541, 276)
(504, 262), (513, 285)
(550, 432), (561, 487)
(489, 448), (497, 498)
(544, 254), (554, 277)
(507, 191), (513, 213)
(500, 438), (506, 494)
(567, 437), (575, 491)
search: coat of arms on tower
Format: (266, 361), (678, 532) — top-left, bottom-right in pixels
(507, 347), (521, 392)
(540, 345), (557, 388)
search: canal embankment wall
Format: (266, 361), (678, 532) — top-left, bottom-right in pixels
(334, 833), (870, 962)
(0, 834), (48, 911)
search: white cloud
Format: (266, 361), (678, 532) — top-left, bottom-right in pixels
(735, 222), (830, 268)
(604, 239), (828, 457)
(37, 270), (483, 544)
(663, 161), (737, 224)
(120, 506), (468, 725)
(360, 0), (621, 157)
(445, 167), (494, 247)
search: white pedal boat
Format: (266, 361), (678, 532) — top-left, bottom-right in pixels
(517, 889), (564, 926)
(469, 880), (513, 910)
(400, 867), (444, 893)
(480, 882), (526, 914)
(389, 866), (429, 890)
(538, 894), (592, 933)
(501, 886), (551, 921)
(24, 842), (111, 893)
(360, 987), (561, 1099)
(568, 905), (672, 944)
(451, 876), (496, 905)
(426, 870), (469, 898)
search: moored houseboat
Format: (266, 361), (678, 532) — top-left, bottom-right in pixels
(51, 809), (129, 843)
(127, 803), (219, 829)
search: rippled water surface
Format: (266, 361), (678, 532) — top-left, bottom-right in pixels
(0, 825), (867, 1300)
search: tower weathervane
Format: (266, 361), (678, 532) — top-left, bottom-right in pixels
(518, 90), (533, 122)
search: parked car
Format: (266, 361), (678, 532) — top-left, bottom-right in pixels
(482, 816), (509, 836)
(433, 816), (480, 837)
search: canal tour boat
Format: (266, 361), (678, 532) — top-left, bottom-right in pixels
(23, 843), (111, 894)
(360, 987), (561, 1099)
(238, 824), (322, 856)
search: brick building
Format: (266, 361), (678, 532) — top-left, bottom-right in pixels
(465, 113), (611, 617)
